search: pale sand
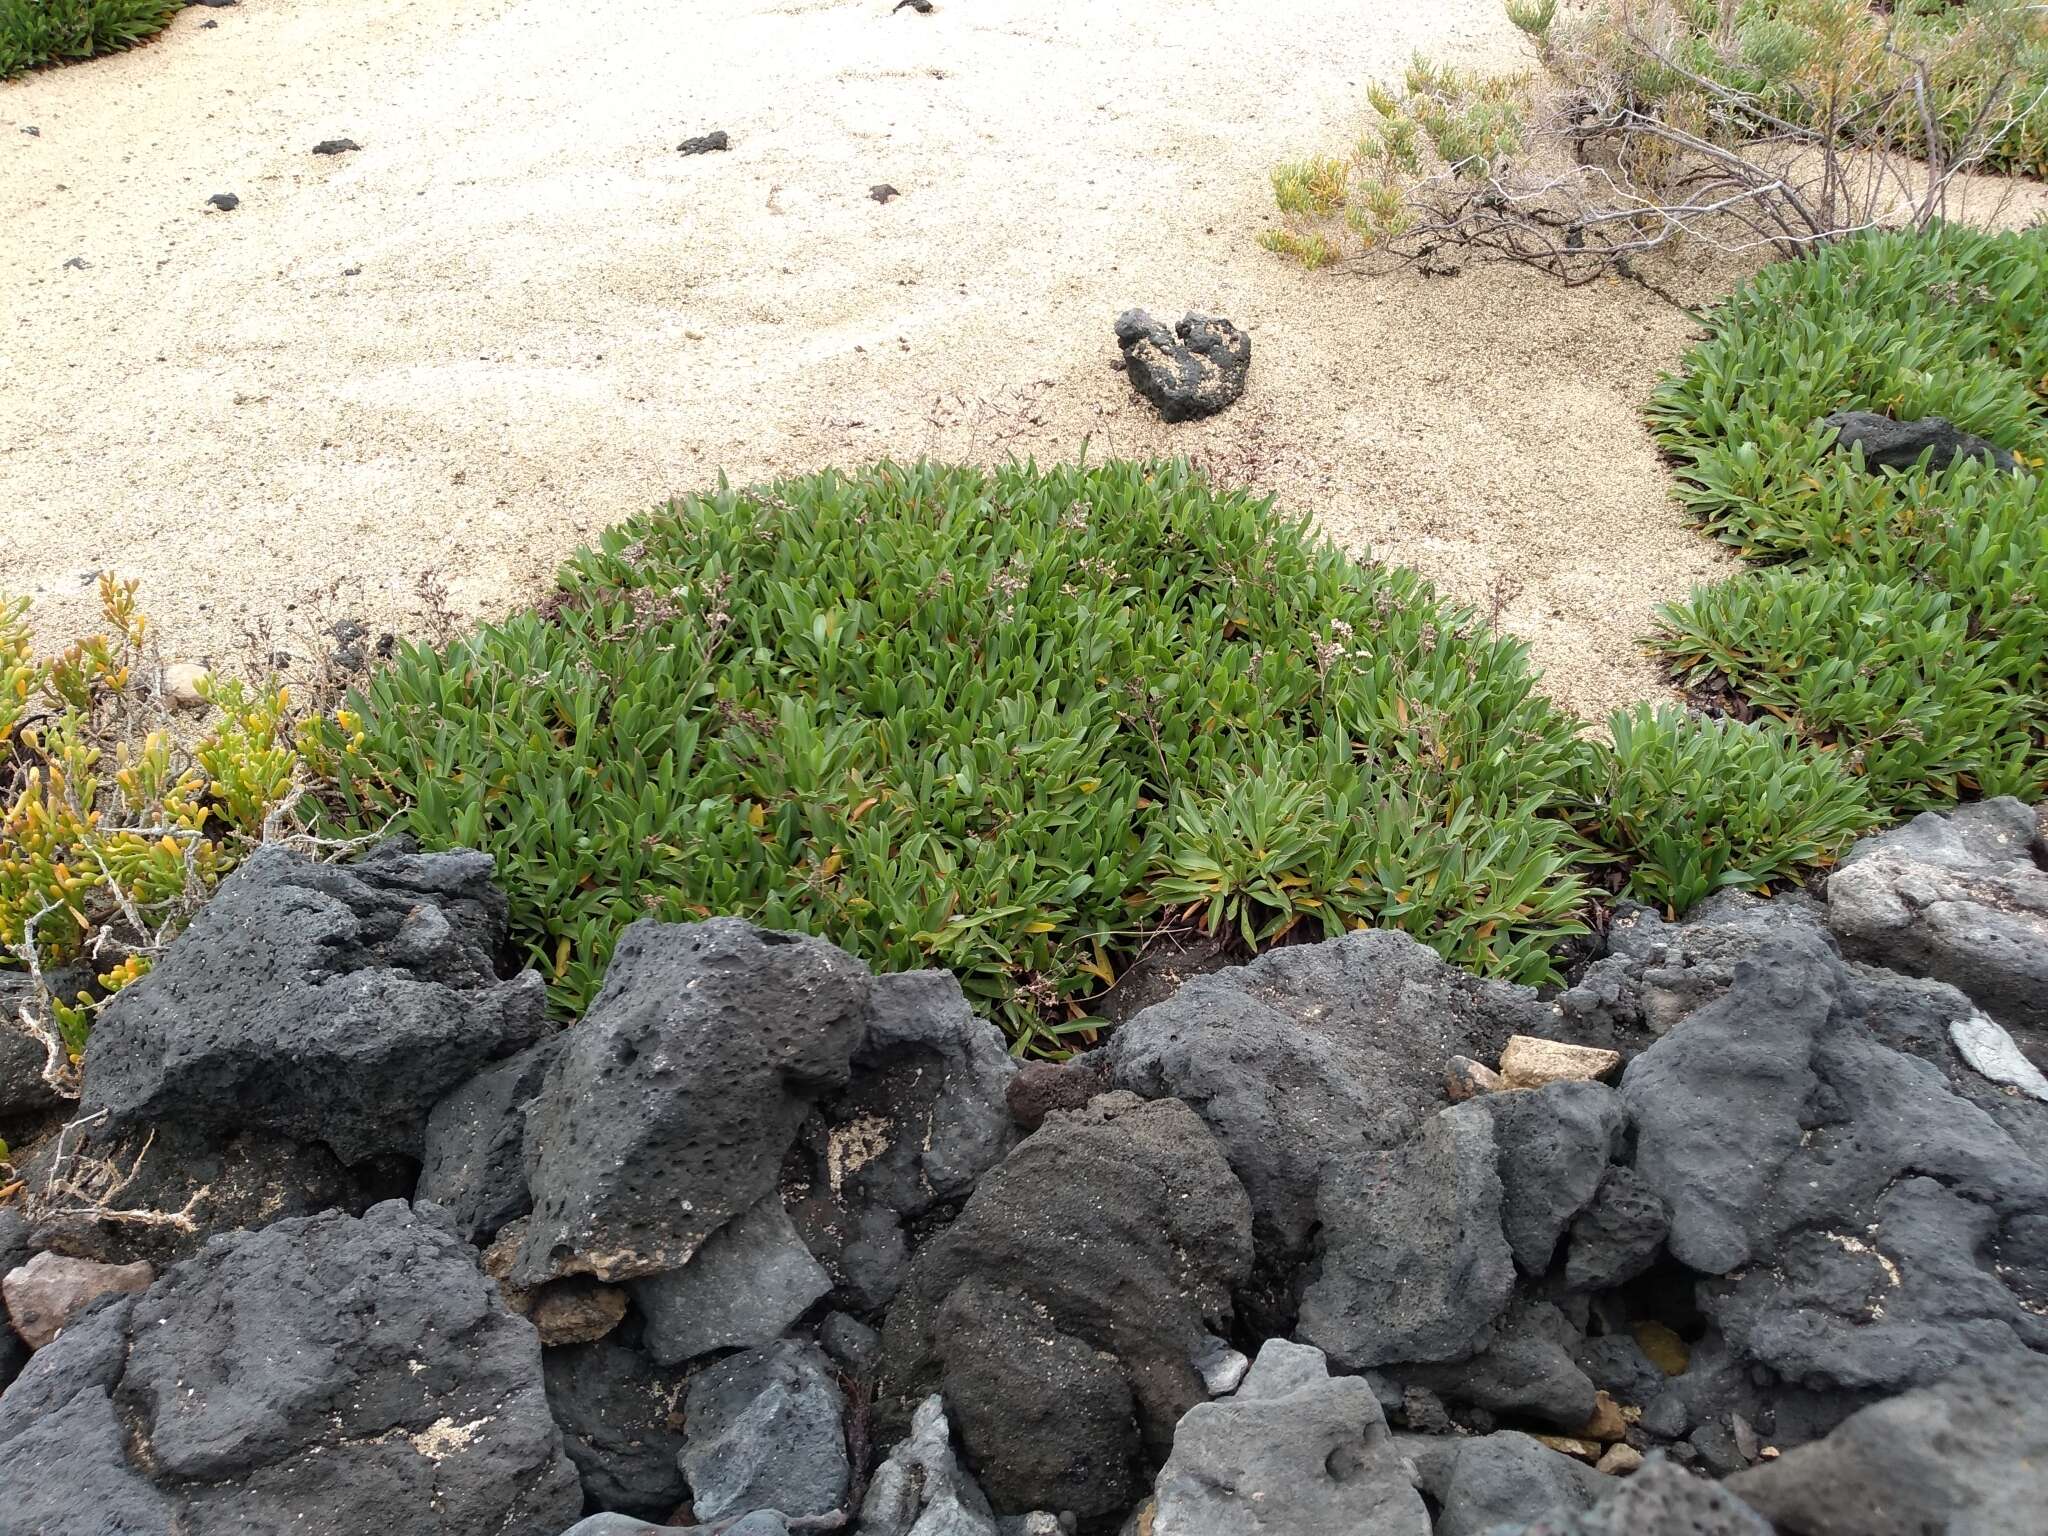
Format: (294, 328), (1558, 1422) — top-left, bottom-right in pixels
(0, 0), (1825, 721)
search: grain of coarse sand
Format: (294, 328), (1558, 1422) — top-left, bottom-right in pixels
(0, 0), (1955, 720)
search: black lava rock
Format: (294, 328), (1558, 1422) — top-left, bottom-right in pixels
(512, 919), (869, 1286)
(1113, 308), (1250, 422)
(0, 1201), (582, 1536)
(541, 1337), (688, 1520)
(313, 138), (361, 156)
(678, 131), (731, 155)
(878, 1092), (1252, 1518)
(206, 192), (239, 211)
(79, 842), (551, 1167)
(1820, 410), (2016, 473)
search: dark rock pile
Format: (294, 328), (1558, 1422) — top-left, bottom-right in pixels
(2, 799), (2044, 1535)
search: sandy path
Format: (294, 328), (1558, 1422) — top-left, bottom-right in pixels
(0, 0), (1741, 722)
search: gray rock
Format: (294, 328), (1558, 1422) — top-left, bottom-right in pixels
(1150, 1338), (1429, 1536)
(0, 973), (65, 1121)
(515, 919), (870, 1285)
(1191, 1334), (1249, 1396)
(1618, 924), (2048, 1408)
(839, 969), (1018, 1215)
(1563, 1166), (1669, 1292)
(555, 1518), (668, 1536)
(80, 842), (550, 1165)
(1108, 927), (1548, 1255)
(1950, 1011), (2048, 1101)
(1488, 1453), (1771, 1535)
(677, 1340), (848, 1523)
(1829, 800), (2048, 1030)
(1724, 1348), (2048, 1536)
(1113, 309), (1251, 422)
(19, 1117), (373, 1268)
(1841, 798), (2041, 872)
(312, 138), (360, 155)
(936, 1277), (1139, 1519)
(678, 130), (730, 154)
(1297, 1100), (1514, 1370)
(787, 1190), (909, 1313)
(1572, 1333), (1665, 1403)
(1620, 929), (1839, 1274)
(858, 1393), (999, 1536)
(817, 1311), (882, 1377)
(1703, 1173), (2048, 1398)
(0, 1208), (25, 1393)
(1397, 1298), (1597, 1433)
(784, 969), (1016, 1310)
(879, 1092), (1252, 1518)
(206, 191), (238, 211)
(632, 1196), (831, 1366)
(541, 1337), (687, 1519)
(419, 1034), (565, 1243)
(1561, 893), (1828, 1040)
(1480, 1081), (1627, 1275)
(1820, 410), (2017, 473)
(0, 1200), (582, 1536)
(1401, 1430), (1604, 1536)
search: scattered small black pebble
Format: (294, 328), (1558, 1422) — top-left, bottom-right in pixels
(63, 256), (89, 270)
(200, 17), (217, 26)
(207, 192), (239, 211)
(374, 633), (397, 660)
(869, 184), (900, 203)
(894, 0), (934, 12)
(678, 131), (731, 155)
(342, 265), (362, 277)
(313, 138), (361, 156)
(21, 126), (39, 137)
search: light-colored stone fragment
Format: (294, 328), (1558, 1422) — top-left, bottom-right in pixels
(1446, 1055), (1506, 1100)
(1595, 1443), (1644, 1476)
(1950, 1014), (2048, 1103)
(3, 1251), (154, 1349)
(160, 662), (212, 710)
(1498, 1036), (1622, 1089)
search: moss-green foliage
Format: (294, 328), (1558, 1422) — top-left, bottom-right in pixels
(1566, 705), (1878, 913)
(1682, 0), (2048, 179)
(308, 462), (1609, 1048)
(0, 0), (181, 78)
(1648, 225), (2048, 810)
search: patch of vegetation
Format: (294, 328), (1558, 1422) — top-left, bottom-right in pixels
(1647, 224), (2048, 810)
(1565, 704), (1878, 912)
(1259, 59), (1529, 268)
(1, 579), (303, 1068)
(307, 460), (1881, 1051)
(1264, 2), (2043, 278)
(0, 0), (182, 79)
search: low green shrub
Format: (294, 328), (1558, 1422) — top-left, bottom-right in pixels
(1566, 704), (1879, 912)
(307, 459), (1892, 1049)
(1648, 224), (2048, 810)
(0, 0), (181, 78)
(308, 461), (1605, 1048)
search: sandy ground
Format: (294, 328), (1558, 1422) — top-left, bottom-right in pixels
(0, 0), (1850, 720)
